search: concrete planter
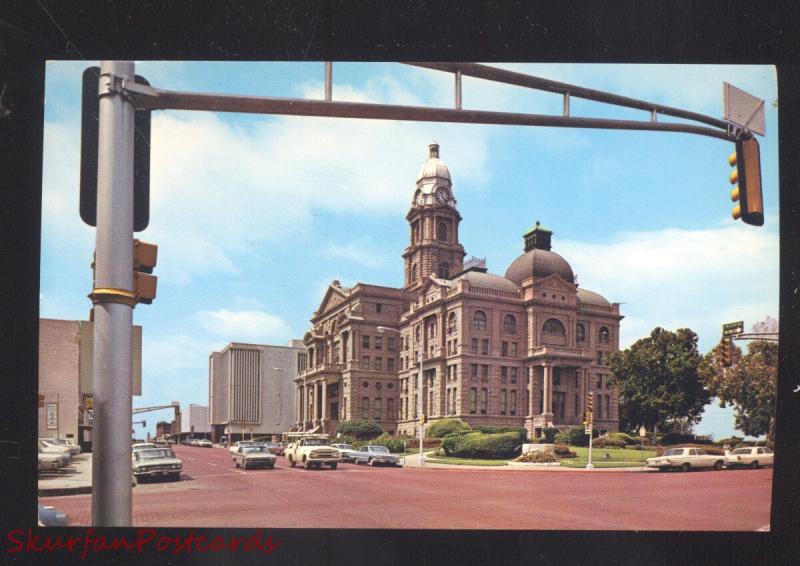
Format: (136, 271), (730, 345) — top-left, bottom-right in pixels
(507, 461), (561, 467)
(522, 443), (555, 455)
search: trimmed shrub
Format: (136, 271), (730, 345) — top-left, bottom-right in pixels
(565, 425), (590, 447)
(553, 431), (571, 445)
(715, 436), (745, 447)
(609, 432), (638, 445)
(659, 433), (695, 446)
(553, 444), (577, 458)
(333, 434), (358, 447)
(542, 427), (559, 443)
(592, 437), (627, 449)
(335, 419), (383, 440)
(441, 431), (522, 459)
(516, 451), (556, 463)
(473, 425), (528, 439)
(371, 433), (407, 453)
(426, 418), (471, 438)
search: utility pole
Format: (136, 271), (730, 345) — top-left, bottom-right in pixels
(90, 61), (136, 526)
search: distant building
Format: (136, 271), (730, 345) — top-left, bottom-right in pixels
(208, 340), (306, 441)
(38, 318), (142, 447)
(155, 420), (173, 439)
(180, 404), (210, 436)
(299, 144), (623, 439)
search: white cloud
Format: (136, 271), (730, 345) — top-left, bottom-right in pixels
(193, 309), (292, 343)
(321, 240), (389, 270)
(559, 223), (779, 351)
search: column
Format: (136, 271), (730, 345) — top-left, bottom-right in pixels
(527, 367), (535, 417)
(543, 364), (553, 415)
(321, 379), (328, 421)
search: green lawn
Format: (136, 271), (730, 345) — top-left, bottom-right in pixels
(558, 446), (656, 468)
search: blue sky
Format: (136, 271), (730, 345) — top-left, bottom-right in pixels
(40, 62), (779, 440)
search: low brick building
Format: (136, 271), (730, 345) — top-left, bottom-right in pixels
(298, 144), (622, 439)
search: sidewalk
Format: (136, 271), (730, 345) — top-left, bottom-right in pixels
(38, 453), (93, 496)
(400, 451), (653, 472)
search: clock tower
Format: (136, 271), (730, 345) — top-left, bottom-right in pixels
(402, 143), (465, 290)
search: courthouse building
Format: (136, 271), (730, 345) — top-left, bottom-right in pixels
(297, 143), (622, 439)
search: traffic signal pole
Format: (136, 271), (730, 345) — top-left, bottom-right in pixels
(91, 60), (136, 526)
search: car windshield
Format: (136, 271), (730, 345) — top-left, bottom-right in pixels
(237, 442), (253, 446)
(303, 439), (328, 446)
(663, 449), (684, 456)
(138, 449), (172, 459)
(731, 448), (752, 454)
(336, 444), (353, 450)
(50, 439), (67, 445)
(242, 446), (266, 453)
(369, 446), (390, 453)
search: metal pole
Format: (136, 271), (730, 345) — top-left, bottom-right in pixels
(418, 339), (424, 467)
(586, 422), (594, 470)
(324, 62), (332, 102)
(92, 60), (136, 526)
(455, 69), (462, 110)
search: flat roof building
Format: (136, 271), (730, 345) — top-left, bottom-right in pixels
(208, 340), (306, 441)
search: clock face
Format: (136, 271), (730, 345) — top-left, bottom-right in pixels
(435, 188), (448, 204)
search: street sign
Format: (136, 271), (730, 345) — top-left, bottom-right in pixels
(46, 403), (58, 430)
(723, 83), (766, 136)
(584, 426), (592, 435)
(722, 321), (744, 336)
(639, 426), (646, 437)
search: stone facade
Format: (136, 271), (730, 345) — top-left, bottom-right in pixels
(298, 144), (622, 439)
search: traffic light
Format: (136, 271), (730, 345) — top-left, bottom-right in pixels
(419, 414), (427, 425)
(721, 337), (732, 368)
(134, 239), (158, 304)
(85, 397), (93, 410)
(582, 411), (588, 426)
(728, 137), (764, 226)
(587, 392), (593, 413)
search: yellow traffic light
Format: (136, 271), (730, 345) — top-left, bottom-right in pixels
(721, 338), (732, 368)
(587, 392), (593, 413)
(86, 397), (94, 410)
(728, 138), (764, 226)
(133, 240), (158, 304)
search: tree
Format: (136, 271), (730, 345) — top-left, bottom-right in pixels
(699, 340), (777, 441)
(609, 327), (709, 441)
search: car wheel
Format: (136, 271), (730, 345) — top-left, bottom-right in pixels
(242, 461), (248, 470)
(234, 460), (239, 468)
(680, 463), (691, 472)
(288, 455), (295, 468)
(751, 460), (759, 469)
(304, 459), (311, 470)
(330, 462), (337, 470)
(368, 458), (374, 466)
(713, 460), (724, 471)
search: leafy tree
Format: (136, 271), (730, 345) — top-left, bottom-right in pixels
(335, 419), (383, 440)
(609, 327), (709, 441)
(699, 339), (777, 441)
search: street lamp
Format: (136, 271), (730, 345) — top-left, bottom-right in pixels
(378, 326), (424, 467)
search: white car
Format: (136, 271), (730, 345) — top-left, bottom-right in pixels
(330, 443), (358, 462)
(41, 438), (81, 456)
(132, 442), (158, 459)
(725, 446), (773, 469)
(229, 440), (254, 454)
(646, 447), (725, 472)
(39, 439), (72, 462)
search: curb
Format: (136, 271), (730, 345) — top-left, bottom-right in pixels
(38, 485), (92, 497)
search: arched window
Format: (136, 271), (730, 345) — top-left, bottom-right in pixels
(542, 318), (565, 335)
(411, 263), (417, 281)
(473, 311), (487, 331)
(437, 221), (449, 242)
(447, 312), (457, 334)
(599, 326), (610, 344)
(438, 262), (450, 279)
(576, 323), (586, 343)
(503, 314), (517, 334)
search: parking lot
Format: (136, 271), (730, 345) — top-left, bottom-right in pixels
(39, 443), (773, 530)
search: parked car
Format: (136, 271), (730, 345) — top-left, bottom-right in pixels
(354, 445), (402, 467)
(38, 504), (68, 527)
(725, 446), (774, 469)
(131, 442), (159, 461)
(232, 445), (277, 469)
(40, 438), (82, 456)
(330, 443), (358, 462)
(646, 447), (725, 472)
(38, 447), (69, 471)
(229, 440), (254, 454)
(132, 448), (182, 482)
(197, 439), (213, 448)
(38, 439), (72, 463)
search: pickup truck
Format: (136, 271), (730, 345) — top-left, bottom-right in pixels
(646, 447), (725, 472)
(354, 445), (402, 467)
(284, 434), (340, 470)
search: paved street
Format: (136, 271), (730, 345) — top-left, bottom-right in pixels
(39, 444), (772, 530)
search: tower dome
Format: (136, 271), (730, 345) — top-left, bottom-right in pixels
(412, 142), (456, 208)
(504, 221), (575, 285)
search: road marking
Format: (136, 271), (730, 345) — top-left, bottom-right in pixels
(207, 462), (221, 467)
